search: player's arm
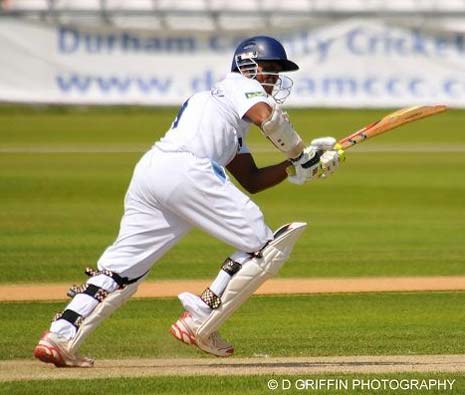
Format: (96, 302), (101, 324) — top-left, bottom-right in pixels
(226, 101), (289, 194)
(243, 101), (273, 128)
(226, 152), (290, 194)
(244, 102), (341, 185)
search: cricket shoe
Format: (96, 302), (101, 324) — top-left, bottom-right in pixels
(33, 331), (94, 368)
(170, 311), (234, 357)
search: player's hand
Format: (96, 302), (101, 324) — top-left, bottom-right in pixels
(310, 136), (345, 179)
(287, 146), (321, 185)
(319, 150), (340, 178)
(287, 142), (345, 184)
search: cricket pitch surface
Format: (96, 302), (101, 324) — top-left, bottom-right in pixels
(2, 355), (465, 381)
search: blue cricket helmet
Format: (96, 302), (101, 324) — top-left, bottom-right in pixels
(231, 35), (299, 72)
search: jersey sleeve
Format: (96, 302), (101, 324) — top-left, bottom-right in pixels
(229, 77), (271, 119)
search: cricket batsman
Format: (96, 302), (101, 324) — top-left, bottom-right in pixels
(34, 35), (342, 367)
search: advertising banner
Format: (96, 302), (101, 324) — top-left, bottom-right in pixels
(1, 18), (465, 107)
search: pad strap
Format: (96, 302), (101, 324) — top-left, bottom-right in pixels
(67, 284), (109, 302)
(84, 267), (147, 288)
(221, 258), (242, 276)
(53, 309), (84, 330)
(66, 267), (146, 300)
(200, 288), (222, 309)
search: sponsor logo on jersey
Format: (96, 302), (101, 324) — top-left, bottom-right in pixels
(245, 91), (266, 99)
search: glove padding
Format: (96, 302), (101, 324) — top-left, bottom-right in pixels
(319, 150), (340, 179)
(310, 136), (337, 152)
(287, 146), (321, 185)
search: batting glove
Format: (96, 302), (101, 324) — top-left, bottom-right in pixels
(288, 146), (321, 185)
(310, 136), (337, 152)
(319, 150), (340, 179)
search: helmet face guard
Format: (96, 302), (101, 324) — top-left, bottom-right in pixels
(264, 72), (293, 104)
(234, 54), (294, 104)
(234, 51), (260, 79)
(232, 36), (299, 104)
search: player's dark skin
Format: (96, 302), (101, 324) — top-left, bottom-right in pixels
(226, 61), (294, 194)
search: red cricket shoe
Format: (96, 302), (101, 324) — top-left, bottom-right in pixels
(170, 311), (234, 357)
(33, 331), (94, 368)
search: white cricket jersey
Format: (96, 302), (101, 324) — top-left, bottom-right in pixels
(155, 72), (273, 166)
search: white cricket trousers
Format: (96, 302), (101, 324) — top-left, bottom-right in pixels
(97, 148), (273, 279)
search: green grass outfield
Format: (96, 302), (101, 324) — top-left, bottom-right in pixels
(0, 106), (464, 283)
(3, 374), (465, 395)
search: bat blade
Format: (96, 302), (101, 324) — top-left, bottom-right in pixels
(338, 105), (447, 150)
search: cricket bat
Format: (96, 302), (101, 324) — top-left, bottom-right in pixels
(287, 104), (447, 176)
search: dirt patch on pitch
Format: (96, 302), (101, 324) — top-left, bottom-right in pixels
(2, 276), (465, 302)
(2, 355), (465, 381)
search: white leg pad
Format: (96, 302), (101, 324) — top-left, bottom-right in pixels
(196, 222), (307, 339)
(67, 281), (141, 353)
